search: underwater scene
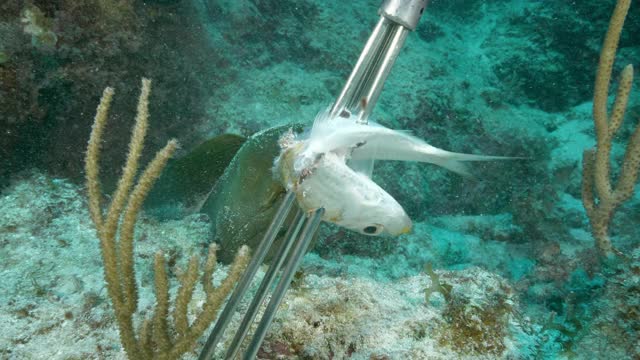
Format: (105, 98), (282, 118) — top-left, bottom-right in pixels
(1, 0), (639, 359)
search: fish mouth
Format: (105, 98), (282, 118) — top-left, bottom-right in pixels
(387, 224), (411, 236)
(388, 215), (412, 236)
(399, 225), (412, 235)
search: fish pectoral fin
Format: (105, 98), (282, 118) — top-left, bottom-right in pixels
(347, 158), (375, 178)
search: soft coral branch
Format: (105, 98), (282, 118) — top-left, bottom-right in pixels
(582, 0), (639, 257)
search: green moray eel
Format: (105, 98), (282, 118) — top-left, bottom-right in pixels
(146, 124), (303, 262)
(199, 124), (304, 263)
(146, 133), (246, 215)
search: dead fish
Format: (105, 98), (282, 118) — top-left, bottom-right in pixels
(275, 108), (516, 236)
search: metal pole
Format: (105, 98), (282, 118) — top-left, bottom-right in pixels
(330, 0), (429, 124)
(224, 210), (305, 359)
(197, 193), (295, 360)
(197, 2), (429, 358)
(243, 209), (325, 359)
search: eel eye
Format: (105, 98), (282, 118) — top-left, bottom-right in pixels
(362, 225), (382, 235)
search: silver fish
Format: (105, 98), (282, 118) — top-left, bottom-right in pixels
(274, 108), (514, 237)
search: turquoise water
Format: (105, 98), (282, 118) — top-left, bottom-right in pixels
(1, 0), (639, 359)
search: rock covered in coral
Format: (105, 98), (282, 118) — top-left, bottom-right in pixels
(259, 267), (533, 359)
(0, 172), (219, 358)
(572, 248), (640, 358)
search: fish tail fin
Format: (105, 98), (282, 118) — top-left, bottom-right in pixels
(430, 157), (473, 177)
(429, 152), (524, 177)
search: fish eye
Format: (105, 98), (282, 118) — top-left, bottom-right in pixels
(362, 225), (382, 235)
